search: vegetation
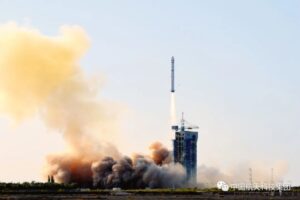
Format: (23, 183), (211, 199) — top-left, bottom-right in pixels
(0, 182), (77, 191)
(0, 182), (298, 195)
(126, 187), (220, 194)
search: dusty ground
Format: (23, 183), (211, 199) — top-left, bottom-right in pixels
(0, 193), (299, 200)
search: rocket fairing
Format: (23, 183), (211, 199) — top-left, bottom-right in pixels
(171, 56), (175, 93)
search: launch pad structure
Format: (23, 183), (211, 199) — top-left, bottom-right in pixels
(170, 57), (198, 185)
(172, 115), (198, 185)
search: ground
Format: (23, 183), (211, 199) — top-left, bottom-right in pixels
(0, 191), (299, 200)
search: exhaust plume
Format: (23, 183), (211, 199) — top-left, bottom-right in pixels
(170, 93), (176, 126)
(47, 142), (186, 188)
(0, 23), (187, 188)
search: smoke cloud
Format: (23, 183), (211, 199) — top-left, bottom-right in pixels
(0, 23), (87, 119)
(197, 161), (289, 188)
(0, 23), (186, 188)
(91, 145), (186, 188)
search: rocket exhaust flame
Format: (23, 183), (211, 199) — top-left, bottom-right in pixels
(0, 23), (187, 188)
(170, 93), (176, 126)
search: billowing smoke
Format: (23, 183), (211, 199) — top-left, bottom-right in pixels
(46, 142), (121, 187)
(47, 142), (186, 188)
(91, 145), (186, 188)
(149, 142), (172, 165)
(0, 23), (186, 188)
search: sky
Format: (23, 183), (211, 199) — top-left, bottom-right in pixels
(0, 0), (299, 184)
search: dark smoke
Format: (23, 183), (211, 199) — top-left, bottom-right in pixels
(48, 142), (187, 188)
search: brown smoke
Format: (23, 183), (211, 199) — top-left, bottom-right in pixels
(46, 142), (121, 187)
(149, 142), (171, 165)
(0, 23), (187, 188)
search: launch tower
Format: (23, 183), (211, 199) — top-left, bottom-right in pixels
(172, 114), (198, 184)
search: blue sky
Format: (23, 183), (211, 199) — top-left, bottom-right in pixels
(0, 0), (299, 184)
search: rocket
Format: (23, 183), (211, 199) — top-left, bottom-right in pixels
(171, 56), (175, 92)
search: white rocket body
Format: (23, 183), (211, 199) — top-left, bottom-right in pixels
(171, 56), (175, 93)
